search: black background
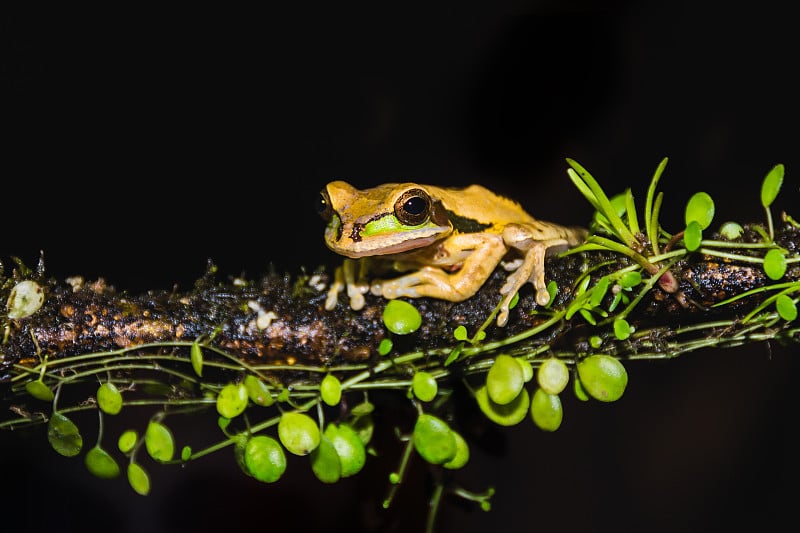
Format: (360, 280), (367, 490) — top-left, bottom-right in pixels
(3, 2), (800, 532)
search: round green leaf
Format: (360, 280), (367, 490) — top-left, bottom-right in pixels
(516, 357), (534, 382)
(6, 280), (44, 319)
(311, 435), (342, 484)
(486, 354), (525, 405)
(350, 412), (375, 446)
(761, 163), (784, 208)
(190, 342), (204, 377)
(320, 373), (342, 406)
(613, 317), (632, 341)
(719, 221), (744, 240)
(530, 388), (563, 432)
(378, 338), (393, 355)
(48, 412), (83, 457)
(127, 463), (150, 496)
(619, 271), (642, 288)
(218, 416), (232, 431)
(324, 423), (367, 478)
(85, 446), (121, 479)
(763, 249), (787, 280)
(685, 191), (715, 229)
(776, 294), (798, 321)
(442, 430), (470, 470)
(216, 382), (249, 419)
(97, 382), (123, 415)
(118, 430), (138, 453)
(382, 300), (422, 335)
(573, 376), (589, 401)
(350, 400), (375, 417)
(244, 375), (274, 407)
(244, 435), (286, 483)
(278, 412), (321, 456)
(577, 355), (628, 402)
(181, 446), (192, 461)
(412, 371), (438, 402)
(145, 421), (175, 462)
(475, 385), (530, 426)
(412, 414), (456, 465)
(26, 380), (54, 402)
(453, 325), (468, 341)
(536, 358), (569, 395)
(683, 220), (703, 251)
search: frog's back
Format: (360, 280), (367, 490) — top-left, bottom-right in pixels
(434, 184), (537, 228)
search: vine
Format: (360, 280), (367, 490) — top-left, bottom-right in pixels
(1, 159), (797, 532)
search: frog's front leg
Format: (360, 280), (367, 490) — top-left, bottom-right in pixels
(370, 233), (508, 303)
(325, 258), (371, 311)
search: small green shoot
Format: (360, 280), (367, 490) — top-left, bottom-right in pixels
(761, 163), (784, 240)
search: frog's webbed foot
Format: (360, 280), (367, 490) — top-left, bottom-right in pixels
(498, 225), (573, 325)
(495, 246), (551, 326)
(325, 259), (371, 311)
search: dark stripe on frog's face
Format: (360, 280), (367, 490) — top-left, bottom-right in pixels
(442, 207), (492, 233)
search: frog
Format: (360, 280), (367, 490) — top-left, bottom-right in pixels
(317, 180), (587, 326)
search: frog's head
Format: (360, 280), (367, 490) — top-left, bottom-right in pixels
(318, 181), (453, 258)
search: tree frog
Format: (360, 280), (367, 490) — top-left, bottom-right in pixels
(317, 181), (587, 326)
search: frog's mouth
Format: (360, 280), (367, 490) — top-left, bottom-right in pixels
(340, 234), (442, 258)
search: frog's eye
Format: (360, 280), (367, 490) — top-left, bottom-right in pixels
(395, 188), (431, 226)
(318, 189), (333, 221)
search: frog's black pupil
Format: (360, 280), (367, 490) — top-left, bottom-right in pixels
(404, 196), (426, 215)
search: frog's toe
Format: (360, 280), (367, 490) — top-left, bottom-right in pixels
(325, 292), (339, 311)
(501, 258), (524, 272)
(325, 284), (343, 310)
(535, 289), (551, 307)
(349, 293), (365, 311)
(497, 307), (510, 327)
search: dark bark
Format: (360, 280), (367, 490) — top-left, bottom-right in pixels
(2, 224), (797, 386)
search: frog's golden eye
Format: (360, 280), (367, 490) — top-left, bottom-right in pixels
(395, 188), (431, 226)
(318, 189), (333, 221)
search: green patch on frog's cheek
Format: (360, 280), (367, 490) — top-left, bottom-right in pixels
(326, 214), (343, 241)
(361, 215), (434, 237)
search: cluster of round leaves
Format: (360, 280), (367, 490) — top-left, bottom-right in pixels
(216, 373), (369, 486)
(43, 380), (177, 496)
(238, 410), (368, 485)
(475, 354), (628, 431)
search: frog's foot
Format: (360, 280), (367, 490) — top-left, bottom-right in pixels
(499, 243), (551, 311)
(326, 259), (370, 311)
